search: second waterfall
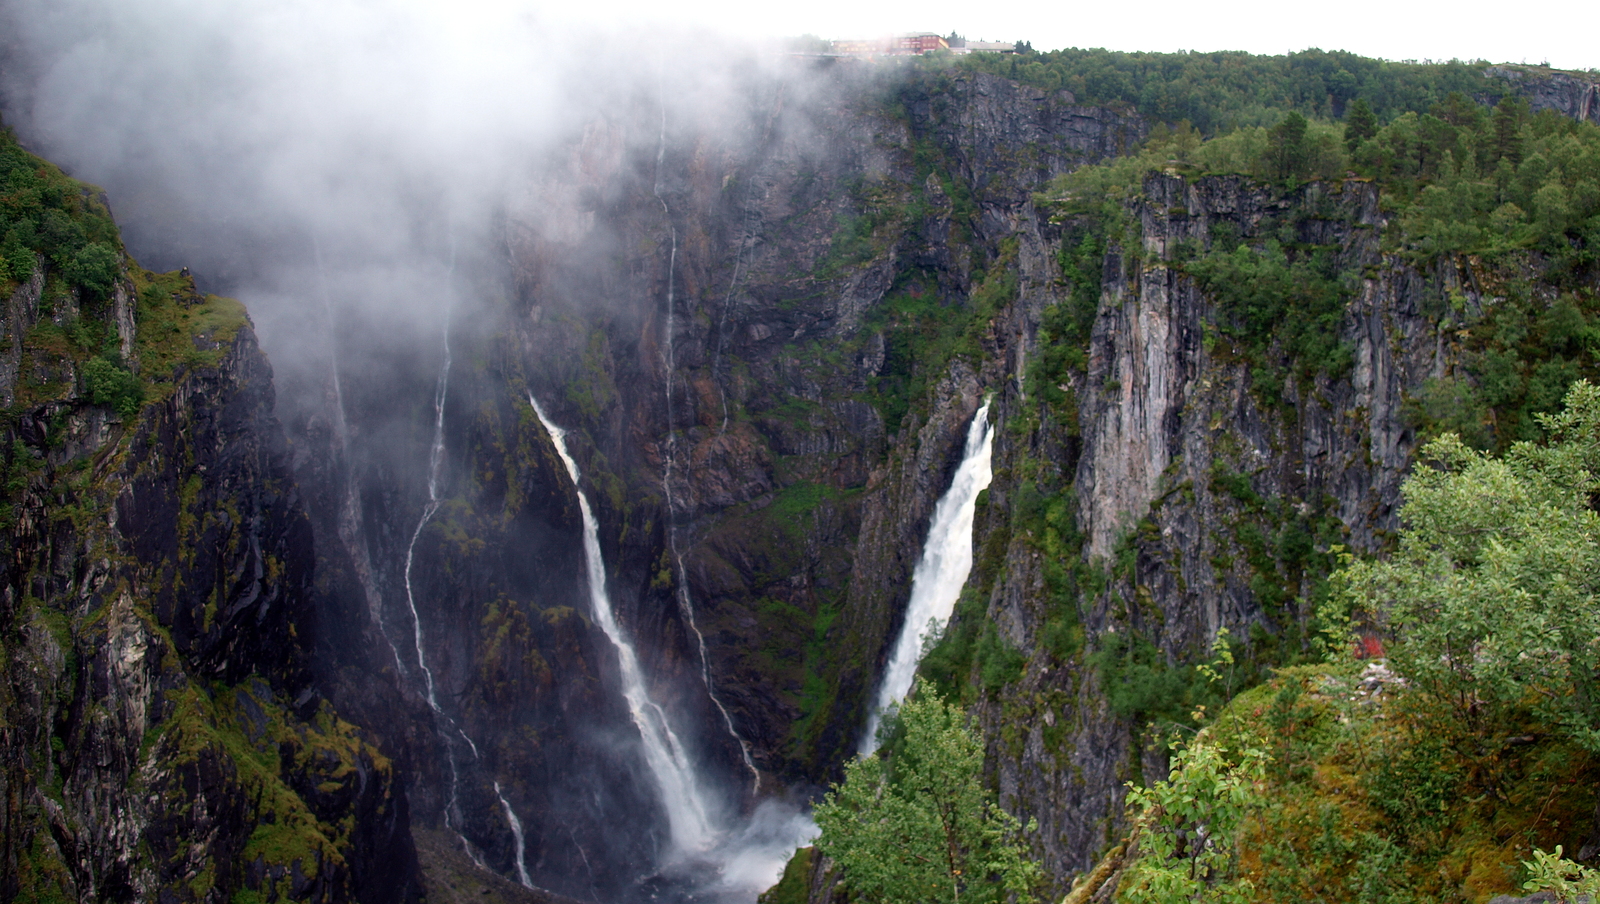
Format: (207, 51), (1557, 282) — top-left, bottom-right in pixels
(528, 394), (717, 853)
(861, 400), (995, 754)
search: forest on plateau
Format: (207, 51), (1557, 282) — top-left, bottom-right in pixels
(0, 21), (1598, 904)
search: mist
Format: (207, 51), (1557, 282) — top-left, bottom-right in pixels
(0, 2), (836, 899)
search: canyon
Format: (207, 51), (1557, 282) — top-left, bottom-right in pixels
(0, 33), (1596, 903)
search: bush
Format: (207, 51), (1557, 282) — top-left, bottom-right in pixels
(81, 356), (143, 418)
(66, 243), (118, 298)
(1339, 380), (1600, 753)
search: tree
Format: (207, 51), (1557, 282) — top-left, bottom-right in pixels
(1343, 98), (1377, 154)
(1117, 741), (1266, 904)
(1338, 380), (1600, 753)
(1263, 112), (1310, 182)
(81, 355), (143, 418)
(813, 692), (1040, 904)
(66, 242), (119, 299)
(1491, 95), (1528, 166)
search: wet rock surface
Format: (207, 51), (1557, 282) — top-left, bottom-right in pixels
(7, 55), (1597, 904)
(0, 264), (419, 902)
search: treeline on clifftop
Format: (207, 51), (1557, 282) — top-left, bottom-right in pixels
(955, 47), (1581, 133)
(1047, 78), (1600, 454)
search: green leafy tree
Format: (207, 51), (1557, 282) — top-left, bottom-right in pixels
(81, 355), (143, 418)
(1343, 98), (1377, 153)
(813, 692), (1040, 904)
(1117, 741), (1266, 904)
(66, 242), (119, 298)
(1339, 380), (1600, 752)
(1492, 95), (1529, 166)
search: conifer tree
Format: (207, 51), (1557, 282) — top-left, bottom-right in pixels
(1344, 97), (1378, 153)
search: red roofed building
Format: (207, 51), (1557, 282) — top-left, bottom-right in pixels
(893, 33), (949, 54)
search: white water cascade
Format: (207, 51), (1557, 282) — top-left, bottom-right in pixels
(402, 312), (451, 710)
(496, 780), (533, 888)
(860, 401), (995, 755)
(529, 394), (718, 853)
(653, 100), (762, 795)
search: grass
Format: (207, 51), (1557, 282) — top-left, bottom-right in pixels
(1198, 663), (1600, 903)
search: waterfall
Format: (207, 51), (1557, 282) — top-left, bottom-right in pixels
(496, 781), (533, 888)
(653, 97), (761, 795)
(331, 237), (530, 883)
(401, 310), (451, 711)
(529, 394), (717, 853)
(312, 237), (406, 677)
(860, 401), (995, 755)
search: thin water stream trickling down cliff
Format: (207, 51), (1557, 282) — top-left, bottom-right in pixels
(2, 46), (1598, 904)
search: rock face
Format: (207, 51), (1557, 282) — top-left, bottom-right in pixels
(286, 57), (1591, 899)
(964, 172), (1470, 894)
(266, 250), (663, 901)
(6, 50), (1596, 904)
(1486, 65), (1600, 125)
(498, 62), (1147, 794)
(491, 60), (1594, 899)
(0, 259), (419, 902)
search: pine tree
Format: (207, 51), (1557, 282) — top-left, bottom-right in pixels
(1265, 112), (1310, 182)
(1344, 98), (1378, 154)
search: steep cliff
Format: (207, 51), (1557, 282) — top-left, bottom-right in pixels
(0, 133), (419, 903)
(955, 173), (1457, 892)
(4, 38), (1594, 902)
(336, 56), (1595, 897)
(502, 62), (1145, 791)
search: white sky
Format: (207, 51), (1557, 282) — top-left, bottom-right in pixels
(538, 0), (1595, 72)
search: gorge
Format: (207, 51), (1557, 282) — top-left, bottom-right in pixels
(1, 7), (1599, 902)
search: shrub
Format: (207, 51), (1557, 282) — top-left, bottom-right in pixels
(66, 242), (118, 298)
(1339, 380), (1600, 754)
(81, 356), (143, 418)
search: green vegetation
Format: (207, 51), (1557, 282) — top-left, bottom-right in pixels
(1341, 381), (1600, 756)
(1105, 384), (1600, 903)
(758, 845), (814, 904)
(0, 127), (249, 428)
(80, 354), (143, 417)
(1037, 74), (1600, 451)
(1046, 86), (1600, 266)
(954, 48), (1522, 134)
(814, 692), (1041, 904)
(0, 127), (121, 295)
(1118, 739), (1266, 904)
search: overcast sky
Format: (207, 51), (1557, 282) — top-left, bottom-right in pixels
(548, 0), (1593, 71)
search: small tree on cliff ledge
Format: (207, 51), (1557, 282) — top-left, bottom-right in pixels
(813, 692), (1040, 904)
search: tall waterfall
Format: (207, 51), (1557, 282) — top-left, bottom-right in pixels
(654, 96), (761, 795)
(861, 401), (995, 755)
(401, 313), (451, 710)
(529, 394), (717, 853)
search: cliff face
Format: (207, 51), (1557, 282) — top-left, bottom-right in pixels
(277, 289), (662, 899)
(1483, 66), (1600, 125)
(957, 173), (1477, 892)
(0, 252), (419, 902)
(6, 48), (1592, 903)
(501, 63), (1146, 791)
(362, 58), (1583, 898)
